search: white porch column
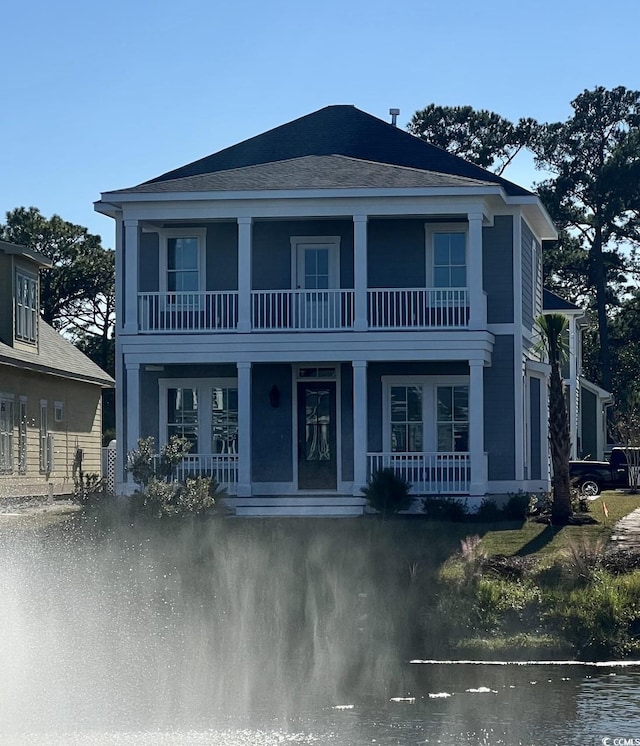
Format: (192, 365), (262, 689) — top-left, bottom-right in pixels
(123, 219), (139, 334)
(469, 359), (487, 496)
(353, 215), (368, 331)
(237, 217), (253, 332)
(237, 361), (252, 496)
(352, 360), (368, 495)
(124, 362), (140, 491)
(467, 212), (486, 330)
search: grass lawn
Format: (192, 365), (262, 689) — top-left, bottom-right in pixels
(479, 491), (640, 560)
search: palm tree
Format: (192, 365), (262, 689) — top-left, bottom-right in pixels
(537, 313), (573, 525)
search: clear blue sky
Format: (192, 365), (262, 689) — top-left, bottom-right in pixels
(1, 0), (638, 247)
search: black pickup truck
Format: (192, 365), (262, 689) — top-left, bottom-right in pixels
(569, 448), (632, 496)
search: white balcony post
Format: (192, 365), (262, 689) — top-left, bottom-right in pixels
(123, 219), (139, 333)
(124, 362), (140, 492)
(469, 359), (487, 496)
(467, 212), (486, 330)
(352, 360), (368, 495)
(237, 362), (252, 496)
(353, 215), (368, 331)
(237, 217), (253, 332)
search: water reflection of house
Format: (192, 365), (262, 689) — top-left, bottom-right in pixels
(0, 240), (114, 499)
(96, 105), (562, 515)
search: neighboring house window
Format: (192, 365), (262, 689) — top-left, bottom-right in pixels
(436, 385), (469, 452)
(40, 400), (48, 471)
(0, 396), (14, 473)
(161, 378), (238, 454)
(54, 401), (64, 422)
(15, 270), (38, 343)
(18, 398), (27, 474)
(384, 377), (469, 453)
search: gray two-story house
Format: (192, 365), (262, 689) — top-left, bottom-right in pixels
(95, 105), (556, 515)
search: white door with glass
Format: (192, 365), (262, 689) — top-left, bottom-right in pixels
(293, 238), (340, 329)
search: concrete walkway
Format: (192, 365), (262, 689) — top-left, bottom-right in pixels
(608, 507), (640, 554)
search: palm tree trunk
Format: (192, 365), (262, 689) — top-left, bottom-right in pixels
(549, 362), (572, 524)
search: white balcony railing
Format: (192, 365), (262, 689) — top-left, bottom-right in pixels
(368, 288), (469, 329)
(252, 289), (355, 330)
(136, 288), (470, 332)
(152, 454), (238, 494)
(139, 292), (238, 332)
(367, 452), (470, 494)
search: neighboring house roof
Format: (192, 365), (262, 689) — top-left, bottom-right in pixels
(111, 154), (498, 195)
(543, 289), (581, 312)
(0, 321), (114, 387)
(0, 239), (53, 268)
(127, 105), (532, 198)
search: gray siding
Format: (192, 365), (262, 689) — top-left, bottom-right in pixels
(0, 253), (13, 345)
(521, 219), (538, 330)
(252, 363), (293, 482)
(530, 377), (541, 479)
(581, 386), (598, 459)
(483, 215), (514, 323)
(252, 220), (353, 290)
(484, 335), (516, 480)
(206, 222), (237, 291)
(340, 363), (354, 482)
(139, 232), (159, 292)
(368, 219), (426, 288)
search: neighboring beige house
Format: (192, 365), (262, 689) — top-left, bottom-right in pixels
(0, 240), (114, 499)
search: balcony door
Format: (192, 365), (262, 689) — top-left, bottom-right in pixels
(297, 380), (337, 490)
(292, 237), (340, 329)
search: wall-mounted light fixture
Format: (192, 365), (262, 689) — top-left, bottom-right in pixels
(269, 384), (280, 408)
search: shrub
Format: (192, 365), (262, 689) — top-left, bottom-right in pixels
(475, 498), (503, 522)
(361, 468), (412, 517)
(560, 537), (606, 585)
(503, 491), (536, 521)
(126, 435), (192, 487)
(72, 472), (105, 505)
(422, 496), (469, 521)
(144, 475), (222, 518)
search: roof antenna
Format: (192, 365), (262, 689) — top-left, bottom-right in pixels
(389, 108), (400, 127)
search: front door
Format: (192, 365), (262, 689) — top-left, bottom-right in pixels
(297, 381), (337, 490)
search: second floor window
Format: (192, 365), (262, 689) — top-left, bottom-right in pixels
(167, 237), (199, 293)
(15, 271), (38, 343)
(433, 232), (466, 288)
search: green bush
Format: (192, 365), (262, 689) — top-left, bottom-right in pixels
(144, 475), (221, 518)
(475, 498), (503, 522)
(72, 472), (105, 505)
(361, 468), (412, 517)
(422, 496), (469, 521)
(503, 491), (536, 521)
(126, 435), (193, 487)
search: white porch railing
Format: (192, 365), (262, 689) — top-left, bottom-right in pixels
(152, 454), (238, 494)
(368, 288), (469, 329)
(367, 452), (470, 494)
(138, 292), (238, 332)
(252, 289), (355, 330)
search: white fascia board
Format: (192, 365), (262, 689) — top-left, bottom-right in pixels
(525, 360), (550, 376)
(506, 197), (557, 240)
(112, 196), (497, 223)
(99, 184), (504, 205)
(121, 331), (495, 365)
(581, 377), (614, 401)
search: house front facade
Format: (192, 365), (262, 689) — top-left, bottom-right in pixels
(0, 240), (114, 499)
(96, 105), (557, 515)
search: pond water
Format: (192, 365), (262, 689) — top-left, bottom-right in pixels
(1, 509), (640, 746)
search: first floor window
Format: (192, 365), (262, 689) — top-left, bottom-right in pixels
(436, 385), (469, 452)
(162, 379), (238, 454)
(0, 397), (14, 473)
(385, 379), (469, 453)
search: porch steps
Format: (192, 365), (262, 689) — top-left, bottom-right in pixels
(226, 495), (366, 517)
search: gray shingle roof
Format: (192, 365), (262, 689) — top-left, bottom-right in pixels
(0, 322), (114, 387)
(111, 154), (498, 195)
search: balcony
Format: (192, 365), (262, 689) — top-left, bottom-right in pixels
(367, 452), (470, 494)
(137, 288), (470, 333)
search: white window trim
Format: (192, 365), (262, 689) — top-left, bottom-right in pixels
(290, 236), (340, 290)
(0, 393), (15, 474)
(15, 268), (38, 344)
(424, 223), (468, 288)
(39, 399), (48, 472)
(158, 227), (207, 293)
(18, 396), (27, 474)
(159, 377), (237, 453)
(382, 375), (469, 452)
